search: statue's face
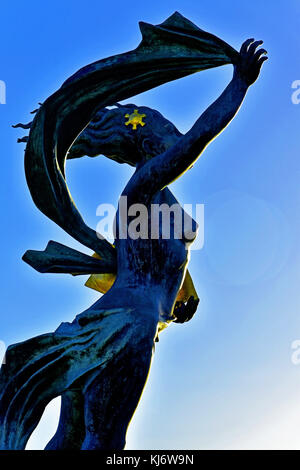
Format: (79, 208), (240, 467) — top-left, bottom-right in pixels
(159, 121), (182, 151)
(137, 118), (182, 163)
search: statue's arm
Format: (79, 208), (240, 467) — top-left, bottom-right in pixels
(125, 39), (267, 203)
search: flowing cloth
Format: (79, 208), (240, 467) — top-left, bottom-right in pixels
(22, 11), (238, 274)
(0, 12), (238, 449)
(0, 307), (157, 449)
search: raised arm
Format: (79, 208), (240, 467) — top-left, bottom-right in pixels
(125, 39), (268, 203)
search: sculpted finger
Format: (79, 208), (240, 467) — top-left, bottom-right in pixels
(249, 49), (268, 67)
(253, 48), (268, 61)
(240, 38), (255, 55)
(186, 308), (196, 322)
(251, 56), (268, 81)
(186, 297), (199, 321)
(248, 40), (264, 56)
(173, 302), (186, 323)
(256, 56), (268, 70)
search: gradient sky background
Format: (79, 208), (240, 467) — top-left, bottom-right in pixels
(0, 0), (300, 450)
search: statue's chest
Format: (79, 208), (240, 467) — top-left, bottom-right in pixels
(151, 187), (198, 243)
(115, 187), (198, 277)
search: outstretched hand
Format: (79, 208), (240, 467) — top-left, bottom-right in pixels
(234, 38), (268, 86)
(173, 296), (199, 324)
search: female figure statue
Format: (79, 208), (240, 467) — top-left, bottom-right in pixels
(0, 12), (267, 450)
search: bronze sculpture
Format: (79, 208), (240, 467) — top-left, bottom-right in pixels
(0, 12), (267, 450)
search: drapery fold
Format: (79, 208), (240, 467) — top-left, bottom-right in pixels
(23, 11), (238, 273)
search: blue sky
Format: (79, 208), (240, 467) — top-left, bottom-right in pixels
(0, 0), (300, 450)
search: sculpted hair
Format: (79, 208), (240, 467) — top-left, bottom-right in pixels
(67, 103), (182, 166)
(14, 102), (182, 167)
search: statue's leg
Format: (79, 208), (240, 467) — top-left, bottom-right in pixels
(0, 333), (66, 450)
(81, 340), (154, 450)
(45, 389), (85, 450)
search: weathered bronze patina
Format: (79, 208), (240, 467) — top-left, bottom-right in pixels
(0, 12), (267, 450)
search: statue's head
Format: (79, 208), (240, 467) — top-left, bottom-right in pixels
(68, 103), (182, 166)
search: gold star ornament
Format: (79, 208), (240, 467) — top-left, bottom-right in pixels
(124, 109), (146, 130)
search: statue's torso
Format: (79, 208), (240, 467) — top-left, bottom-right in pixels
(110, 187), (198, 321)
